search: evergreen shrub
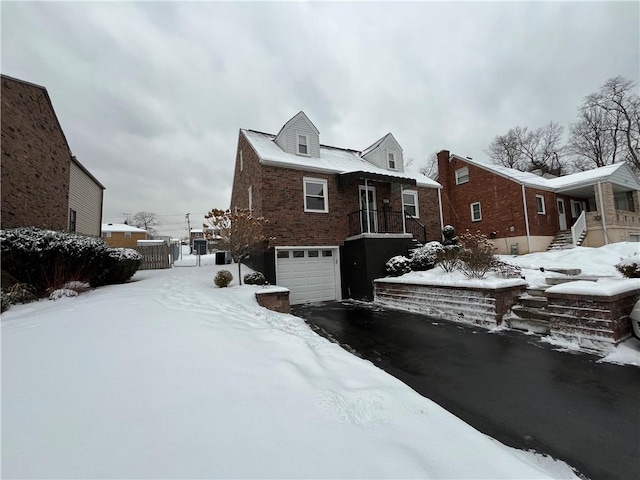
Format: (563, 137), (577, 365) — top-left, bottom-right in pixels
(214, 269), (233, 288)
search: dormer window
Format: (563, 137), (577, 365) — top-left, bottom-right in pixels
(388, 152), (396, 170)
(297, 134), (309, 156)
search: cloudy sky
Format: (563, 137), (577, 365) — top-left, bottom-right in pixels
(2, 1), (638, 238)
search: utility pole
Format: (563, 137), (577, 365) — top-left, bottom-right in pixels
(185, 213), (191, 254)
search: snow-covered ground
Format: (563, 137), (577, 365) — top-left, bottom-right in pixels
(2, 251), (584, 479)
(392, 242), (640, 366)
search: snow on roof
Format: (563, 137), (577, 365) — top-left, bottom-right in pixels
(451, 154), (640, 191)
(243, 129), (440, 189)
(101, 223), (148, 233)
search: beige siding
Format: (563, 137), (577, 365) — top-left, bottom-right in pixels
(69, 161), (103, 236)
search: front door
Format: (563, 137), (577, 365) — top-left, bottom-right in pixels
(359, 185), (377, 233)
(557, 198), (567, 230)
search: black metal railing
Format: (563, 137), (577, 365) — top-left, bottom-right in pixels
(347, 209), (426, 244)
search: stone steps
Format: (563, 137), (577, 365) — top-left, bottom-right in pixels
(507, 289), (551, 334)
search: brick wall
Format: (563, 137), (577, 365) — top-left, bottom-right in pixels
(103, 232), (149, 248)
(255, 289), (291, 314)
(438, 151), (561, 240)
(1, 76), (70, 230)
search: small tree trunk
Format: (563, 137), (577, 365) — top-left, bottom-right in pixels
(237, 261), (242, 285)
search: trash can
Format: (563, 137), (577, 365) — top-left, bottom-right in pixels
(193, 239), (207, 255)
(215, 251), (226, 265)
(170, 243), (180, 263)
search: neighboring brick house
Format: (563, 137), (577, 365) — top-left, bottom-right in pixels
(437, 150), (640, 254)
(1, 74), (104, 236)
(101, 223), (150, 248)
(230, 111), (442, 304)
(189, 227), (221, 253)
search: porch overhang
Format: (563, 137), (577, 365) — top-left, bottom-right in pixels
(338, 171), (417, 189)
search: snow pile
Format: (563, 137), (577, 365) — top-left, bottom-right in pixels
(2, 254), (581, 479)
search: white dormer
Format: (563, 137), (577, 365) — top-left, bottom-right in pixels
(274, 111), (320, 158)
(361, 133), (404, 172)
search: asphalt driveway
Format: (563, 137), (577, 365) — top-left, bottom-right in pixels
(293, 301), (640, 480)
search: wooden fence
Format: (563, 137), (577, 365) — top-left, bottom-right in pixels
(135, 244), (171, 270)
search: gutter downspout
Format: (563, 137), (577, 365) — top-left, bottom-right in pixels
(401, 184), (407, 235)
(365, 178), (371, 234)
(437, 187), (444, 241)
(521, 184), (532, 253)
(597, 181), (609, 245)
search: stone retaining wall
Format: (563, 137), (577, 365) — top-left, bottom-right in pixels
(374, 280), (526, 327)
(255, 288), (290, 314)
(546, 287), (640, 346)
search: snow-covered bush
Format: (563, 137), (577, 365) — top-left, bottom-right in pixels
(90, 248), (142, 287)
(1, 227), (110, 296)
(1, 291), (11, 313)
(436, 245), (460, 272)
(386, 255), (411, 276)
(244, 271), (266, 285)
(49, 288), (79, 301)
(491, 259), (523, 279)
(409, 242), (444, 271)
(457, 231), (496, 279)
(6, 282), (37, 304)
(616, 255), (640, 278)
(214, 269), (233, 288)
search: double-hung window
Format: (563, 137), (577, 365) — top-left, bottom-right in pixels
(303, 177), (328, 213)
(402, 190), (419, 217)
(471, 202), (482, 222)
(388, 152), (396, 170)
(248, 186), (253, 211)
(536, 195), (546, 214)
(455, 167), (469, 185)
(297, 134), (309, 156)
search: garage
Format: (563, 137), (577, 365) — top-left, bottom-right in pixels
(275, 247), (341, 305)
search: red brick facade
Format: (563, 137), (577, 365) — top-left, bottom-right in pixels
(1, 76), (71, 230)
(231, 131), (441, 247)
(437, 150), (583, 242)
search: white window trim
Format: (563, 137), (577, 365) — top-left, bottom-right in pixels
(297, 133), (310, 156)
(239, 150), (243, 172)
(124, 231), (132, 238)
(536, 194), (546, 214)
(388, 152), (397, 170)
(402, 190), (419, 218)
(471, 202), (482, 222)
(248, 185), (252, 211)
(455, 167), (469, 185)
(303, 177), (328, 213)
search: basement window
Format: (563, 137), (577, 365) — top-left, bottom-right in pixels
(471, 202), (482, 222)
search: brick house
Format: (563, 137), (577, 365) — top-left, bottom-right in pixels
(1, 74), (104, 236)
(230, 111), (442, 304)
(437, 150), (640, 254)
(189, 227), (221, 253)
(101, 223), (150, 248)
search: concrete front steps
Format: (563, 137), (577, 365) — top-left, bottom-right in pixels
(547, 230), (586, 251)
(507, 268), (594, 334)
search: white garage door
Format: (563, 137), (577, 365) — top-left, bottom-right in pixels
(276, 248), (339, 305)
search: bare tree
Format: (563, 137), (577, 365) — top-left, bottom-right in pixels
(418, 151), (439, 179)
(569, 76), (639, 173)
(131, 211), (159, 235)
(486, 122), (565, 175)
(203, 208), (270, 285)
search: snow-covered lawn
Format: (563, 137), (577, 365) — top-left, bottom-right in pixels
(2, 254), (582, 479)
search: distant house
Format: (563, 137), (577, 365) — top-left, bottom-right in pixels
(437, 150), (640, 254)
(189, 227), (221, 253)
(1, 74), (104, 236)
(230, 111), (442, 304)
(101, 223), (150, 248)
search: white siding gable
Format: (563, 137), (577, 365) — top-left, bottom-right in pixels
(274, 111), (320, 158)
(362, 133), (404, 173)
